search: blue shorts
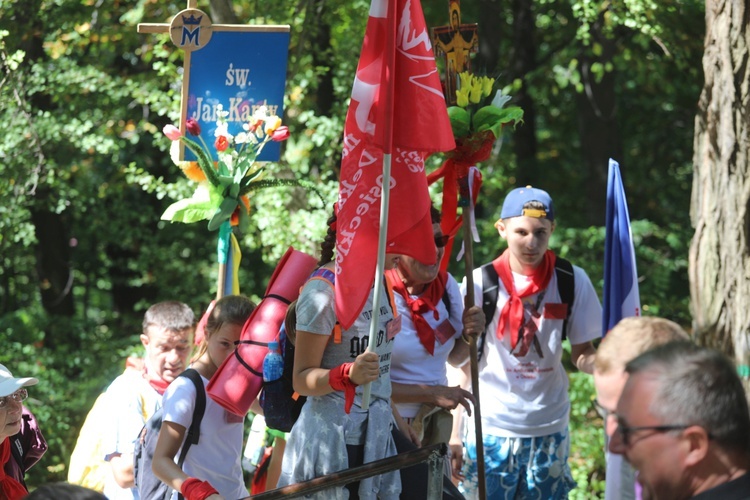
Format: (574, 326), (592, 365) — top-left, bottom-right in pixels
(460, 431), (576, 500)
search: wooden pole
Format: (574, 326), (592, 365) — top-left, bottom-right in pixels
(462, 190), (486, 500)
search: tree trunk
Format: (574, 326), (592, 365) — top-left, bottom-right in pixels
(30, 207), (75, 317)
(473, 0), (503, 74)
(575, 21), (622, 226)
(689, 0), (750, 379)
(311, 0), (334, 117)
(509, 0), (539, 184)
(208, 0), (239, 24)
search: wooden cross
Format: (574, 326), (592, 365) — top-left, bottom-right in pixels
(138, 1), (210, 142)
(431, 0), (479, 106)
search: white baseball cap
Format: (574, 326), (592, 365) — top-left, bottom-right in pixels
(0, 363), (38, 398)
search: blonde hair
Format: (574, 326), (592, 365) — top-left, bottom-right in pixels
(192, 295), (256, 363)
(594, 316), (690, 374)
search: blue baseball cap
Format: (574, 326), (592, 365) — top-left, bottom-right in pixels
(500, 186), (555, 221)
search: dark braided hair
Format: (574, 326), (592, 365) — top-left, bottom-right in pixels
(430, 204), (442, 224)
(318, 208), (337, 267)
(286, 209), (336, 343)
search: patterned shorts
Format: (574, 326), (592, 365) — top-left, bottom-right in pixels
(460, 431), (576, 500)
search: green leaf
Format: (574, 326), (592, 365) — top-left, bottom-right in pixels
(473, 105), (525, 137)
(160, 198), (216, 224)
(207, 196), (240, 231)
(241, 166), (266, 188)
(241, 178), (326, 207)
(447, 106), (471, 138)
(180, 136), (220, 186)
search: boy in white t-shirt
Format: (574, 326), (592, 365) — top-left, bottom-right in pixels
(458, 186), (601, 499)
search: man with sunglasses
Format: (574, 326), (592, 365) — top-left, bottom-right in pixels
(610, 341), (750, 499)
(457, 186), (602, 499)
(593, 316), (689, 500)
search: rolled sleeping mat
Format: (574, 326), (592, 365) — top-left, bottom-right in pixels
(207, 246), (317, 416)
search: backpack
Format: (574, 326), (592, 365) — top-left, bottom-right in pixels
(478, 257), (575, 360)
(133, 368), (206, 500)
(260, 268), (338, 433)
(259, 321), (307, 433)
(259, 267), (404, 432)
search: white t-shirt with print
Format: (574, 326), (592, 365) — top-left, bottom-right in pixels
(463, 264), (601, 437)
(390, 274), (464, 419)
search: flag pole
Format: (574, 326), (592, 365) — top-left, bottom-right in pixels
(361, 0), (398, 409)
(460, 175), (487, 500)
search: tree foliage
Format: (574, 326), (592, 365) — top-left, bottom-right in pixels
(0, 0), (704, 493)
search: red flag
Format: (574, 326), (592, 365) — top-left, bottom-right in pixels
(335, 0), (456, 329)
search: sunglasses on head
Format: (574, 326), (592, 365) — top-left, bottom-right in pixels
(434, 234), (450, 248)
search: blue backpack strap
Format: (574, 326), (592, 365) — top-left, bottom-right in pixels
(308, 267), (335, 284)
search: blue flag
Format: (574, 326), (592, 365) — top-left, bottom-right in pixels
(602, 158), (641, 336)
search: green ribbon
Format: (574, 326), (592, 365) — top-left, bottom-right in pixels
(217, 221), (231, 265)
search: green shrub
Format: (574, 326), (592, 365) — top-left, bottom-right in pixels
(568, 370), (606, 499)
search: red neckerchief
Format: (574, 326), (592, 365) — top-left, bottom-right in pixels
(387, 268), (448, 355)
(143, 365), (169, 395)
(0, 437), (28, 500)
(494, 249), (556, 350)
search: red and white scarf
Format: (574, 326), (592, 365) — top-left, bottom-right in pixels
(494, 249), (556, 350)
(387, 269), (448, 355)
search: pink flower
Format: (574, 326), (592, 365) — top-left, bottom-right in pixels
(271, 126), (290, 142)
(215, 135), (229, 152)
(185, 118), (201, 136)
(163, 124), (182, 141)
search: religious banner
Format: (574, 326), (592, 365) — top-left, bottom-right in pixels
(173, 10), (290, 162)
(138, 6), (307, 302)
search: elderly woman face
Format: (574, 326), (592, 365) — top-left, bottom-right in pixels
(0, 388), (27, 440)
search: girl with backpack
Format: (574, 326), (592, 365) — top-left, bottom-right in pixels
(152, 295), (255, 500)
(276, 210), (410, 499)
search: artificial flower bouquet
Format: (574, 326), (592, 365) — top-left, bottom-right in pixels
(447, 71), (524, 164)
(161, 104), (297, 231)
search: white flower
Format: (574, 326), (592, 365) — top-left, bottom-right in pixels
(252, 105), (269, 121)
(491, 89), (512, 109)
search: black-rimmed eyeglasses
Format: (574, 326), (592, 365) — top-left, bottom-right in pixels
(592, 398), (614, 421)
(615, 418), (690, 447)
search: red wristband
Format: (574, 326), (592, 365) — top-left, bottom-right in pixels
(181, 477), (219, 500)
(328, 362), (357, 414)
